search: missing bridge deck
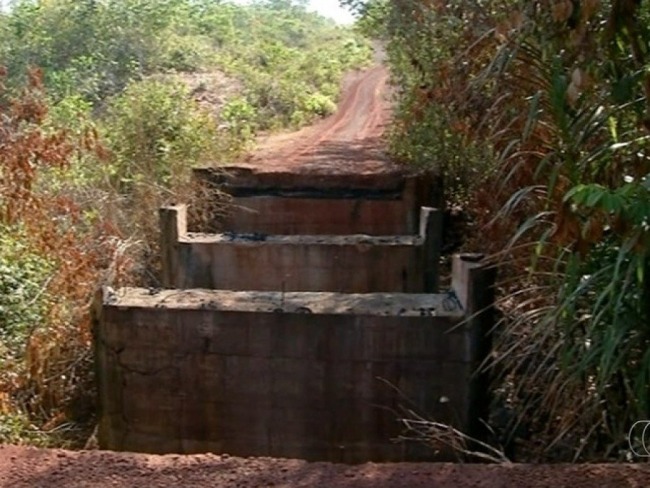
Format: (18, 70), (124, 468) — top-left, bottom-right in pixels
(160, 205), (442, 293)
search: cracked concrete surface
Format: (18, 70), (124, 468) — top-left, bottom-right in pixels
(104, 288), (465, 317)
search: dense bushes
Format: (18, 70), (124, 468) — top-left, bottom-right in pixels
(0, 71), (126, 446)
(349, 0), (650, 461)
(102, 79), (220, 191)
(0, 228), (53, 362)
(0, 0), (371, 128)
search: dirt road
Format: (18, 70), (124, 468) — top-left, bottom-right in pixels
(241, 65), (397, 175)
(2, 445), (648, 488)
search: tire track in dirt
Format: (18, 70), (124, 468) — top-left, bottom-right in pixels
(242, 64), (394, 175)
(292, 68), (367, 155)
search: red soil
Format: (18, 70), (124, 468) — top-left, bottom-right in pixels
(2, 445), (648, 488)
(240, 64), (398, 175)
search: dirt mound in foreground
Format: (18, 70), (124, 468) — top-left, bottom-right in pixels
(1, 445), (648, 488)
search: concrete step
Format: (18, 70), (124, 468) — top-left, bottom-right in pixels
(94, 255), (494, 463)
(160, 204), (442, 293)
(193, 166), (443, 235)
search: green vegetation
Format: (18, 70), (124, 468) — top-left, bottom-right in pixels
(0, 0), (371, 129)
(347, 0), (650, 462)
(0, 228), (53, 363)
(102, 79), (220, 191)
(0, 0), (370, 446)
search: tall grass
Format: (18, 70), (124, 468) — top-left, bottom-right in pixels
(363, 0), (650, 460)
(0, 68), (224, 446)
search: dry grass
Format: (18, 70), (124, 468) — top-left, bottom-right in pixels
(0, 69), (230, 446)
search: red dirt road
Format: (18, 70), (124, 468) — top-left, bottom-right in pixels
(241, 65), (398, 175)
(2, 445), (649, 488)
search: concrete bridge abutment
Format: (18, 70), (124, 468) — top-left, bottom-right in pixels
(94, 165), (495, 463)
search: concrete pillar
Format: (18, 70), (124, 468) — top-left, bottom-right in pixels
(451, 253), (497, 445)
(405, 171), (445, 234)
(159, 204), (188, 288)
(419, 207), (443, 292)
(403, 175), (418, 233)
(418, 170), (445, 211)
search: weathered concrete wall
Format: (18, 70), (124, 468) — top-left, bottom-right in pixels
(227, 196), (414, 236)
(160, 204), (443, 293)
(193, 166), (443, 235)
(94, 256), (492, 463)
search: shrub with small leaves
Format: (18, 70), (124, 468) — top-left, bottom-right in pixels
(102, 79), (219, 192)
(0, 227), (53, 362)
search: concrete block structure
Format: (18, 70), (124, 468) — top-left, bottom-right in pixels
(94, 255), (495, 463)
(94, 162), (495, 463)
(159, 204), (443, 293)
(192, 166), (443, 235)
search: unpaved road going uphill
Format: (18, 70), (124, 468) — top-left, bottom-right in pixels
(1, 445), (648, 488)
(242, 65), (397, 175)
